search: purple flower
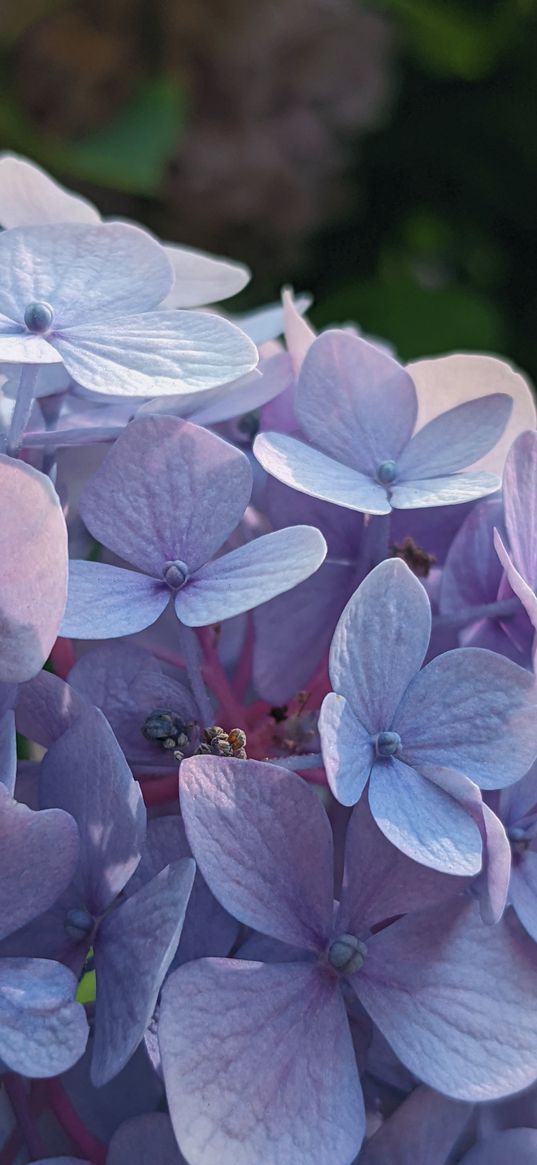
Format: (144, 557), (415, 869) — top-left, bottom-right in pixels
(319, 558), (537, 871)
(61, 416), (327, 639)
(254, 330), (513, 513)
(0, 781), (88, 1076)
(0, 454), (67, 683)
(159, 756), (537, 1165)
(494, 430), (537, 632)
(0, 222), (257, 396)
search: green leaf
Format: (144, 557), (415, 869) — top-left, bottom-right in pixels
(63, 78), (186, 196)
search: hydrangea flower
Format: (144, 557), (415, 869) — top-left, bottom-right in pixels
(494, 430), (537, 631)
(254, 329), (513, 513)
(0, 222), (257, 397)
(319, 558), (537, 871)
(61, 416), (327, 640)
(0, 782), (88, 1076)
(159, 755), (537, 1165)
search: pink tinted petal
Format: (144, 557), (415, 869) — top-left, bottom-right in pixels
(80, 416), (252, 575)
(319, 692), (373, 806)
(397, 395), (512, 479)
(338, 799), (469, 936)
(408, 352), (536, 474)
(254, 432), (391, 514)
(461, 1129), (537, 1164)
(495, 527), (537, 627)
(53, 311), (257, 396)
(390, 472), (500, 509)
(0, 783), (79, 939)
(0, 223), (172, 325)
(369, 757), (483, 874)
(395, 647), (537, 789)
(175, 526), (327, 627)
(0, 457), (67, 683)
(0, 153), (100, 227)
(61, 562), (169, 639)
(92, 859), (195, 1086)
(160, 959), (363, 1165)
(501, 430), (537, 585)
(180, 756), (334, 950)
(296, 330), (417, 476)
(0, 957), (88, 1077)
(510, 850), (537, 942)
(360, 1085), (470, 1165)
(40, 706), (146, 915)
(108, 1113), (186, 1165)
(161, 243), (250, 308)
(356, 899), (537, 1100)
(329, 559), (431, 729)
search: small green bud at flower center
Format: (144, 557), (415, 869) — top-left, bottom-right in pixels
(377, 460), (397, 485)
(24, 301), (54, 334)
(328, 934), (367, 975)
(374, 730), (401, 757)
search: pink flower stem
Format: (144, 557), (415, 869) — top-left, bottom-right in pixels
(45, 1078), (107, 1165)
(197, 627), (246, 727)
(50, 636), (77, 679)
(3, 1074), (46, 1161)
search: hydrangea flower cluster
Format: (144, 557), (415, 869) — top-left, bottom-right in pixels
(2, 155), (537, 1165)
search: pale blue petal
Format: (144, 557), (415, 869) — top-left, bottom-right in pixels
(390, 472), (501, 509)
(494, 527), (537, 627)
(254, 431), (391, 514)
(61, 562), (169, 639)
(161, 243), (250, 308)
(0, 958), (88, 1077)
(319, 692), (373, 806)
(368, 757), (483, 873)
(0, 153), (100, 227)
(329, 559), (431, 729)
(175, 526), (327, 627)
(397, 395), (512, 479)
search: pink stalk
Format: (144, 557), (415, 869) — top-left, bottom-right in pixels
(45, 1078), (107, 1165)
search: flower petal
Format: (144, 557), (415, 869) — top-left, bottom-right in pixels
(179, 756), (334, 950)
(40, 705), (146, 915)
(53, 311), (258, 396)
(502, 431), (537, 585)
(160, 959), (363, 1165)
(0, 153), (100, 227)
(295, 330), (417, 476)
(397, 395), (512, 479)
(329, 559), (431, 730)
(175, 526), (327, 627)
(356, 898), (537, 1100)
(0, 222), (172, 325)
(0, 957), (88, 1077)
(510, 850), (537, 942)
(319, 692), (373, 807)
(254, 432), (391, 514)
(460, 1130), (537, 1164)
(368, 757), (483, 874)
(0, 783), (79, 940)
(395, 646), (537, 789)
(108, 1113), (186, 1165)
(494, 528), (537, 628)
(92, 859), (195, 1086)
(360, 1085), (470, 1165)
(0, 455), (68, 683)
(80, 416), (253, 575)
(61, 562), (169, 640)
(390, 472), (500, 509)
(161, 243), (250, 308)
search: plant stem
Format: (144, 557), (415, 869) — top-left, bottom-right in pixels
(3, 1075), (46, 1161)
(176, 622), (214, 726)
(45, 1078), (107, 1165)
(7, 365), (40, 456)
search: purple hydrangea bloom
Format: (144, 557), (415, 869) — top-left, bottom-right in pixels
(254, 330), (513, 513)
(319, 558), (537, 871)
(0, 222), (257, 396)
(61, 416), (326, 639)
(159, 756), (537, 1165)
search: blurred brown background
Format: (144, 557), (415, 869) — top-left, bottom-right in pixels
(2, 0), (537, 377)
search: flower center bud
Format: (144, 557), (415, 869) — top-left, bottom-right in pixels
(163, 560), (189, 590)
(374, 730), (401, 757)
(328, 934), (367, 975)
(64, 906), (94, 942)
(24, 301), (54, 334)
(377, 460), (397, 485)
